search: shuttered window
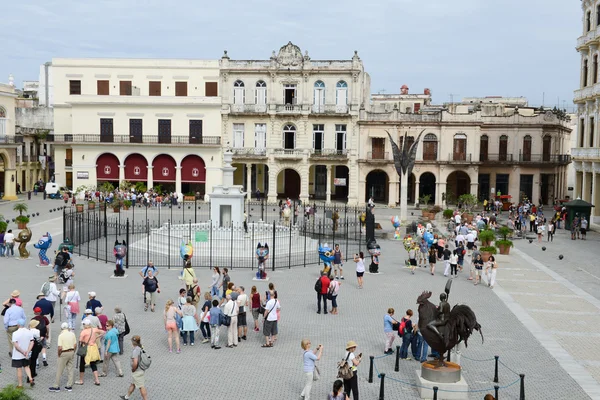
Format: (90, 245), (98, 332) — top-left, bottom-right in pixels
(205, 82), (218, 97)
(69, 80), (81, 95)
(120, 81), (132, 96)
(149, 81), (161, 96)
(97, 80), (109, 95)
(175, 81), (187, 97)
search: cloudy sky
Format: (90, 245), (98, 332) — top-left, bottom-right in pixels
(3, 0), (581, 108)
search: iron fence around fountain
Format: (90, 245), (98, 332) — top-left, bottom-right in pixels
(63, 206), (366, 269)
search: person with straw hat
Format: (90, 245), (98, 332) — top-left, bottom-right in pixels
(342, 340), (362, 400)
(49, 322), (77, 392)
(28, 319), (43, 380)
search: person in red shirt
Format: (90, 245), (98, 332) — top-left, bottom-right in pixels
(317, 272), (330, 314)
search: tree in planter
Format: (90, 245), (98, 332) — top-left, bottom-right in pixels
(478, 229), (495, 247)
(458, 194), (478, 213)
(112, 199), (123, 212)
(122, 200), (133, 210)
(419, 194), (432, 217)
(479, 245), (497, 262)
(98, 182), (115, 194)
(134, 182), (147, 193)
(119, 180), (133, 191)
(13, 203), (30, 228)
(443, 209), (454, 220)
(0, 215), (8, 232)
(496, 226), (514, 255)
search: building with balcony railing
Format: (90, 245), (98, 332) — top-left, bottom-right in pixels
(358, 97), (572, 206)
(573, 0), (600, 228)
(0, 81), (18, 199)
(51, 58), (223, 194)
(219, 42), (369, 204)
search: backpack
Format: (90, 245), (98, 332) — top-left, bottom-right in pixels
(144, 278), (157, 292)
(58, 270), (69, 284)
(41, 282), (50, 297)
(337, 352), (354, 380)
(54, 253), (66, 267)
(187, 285), (198, 301)
(398, 318), (407, 337)
(314, 277), (322, 293)
(138, 347), (152, 370)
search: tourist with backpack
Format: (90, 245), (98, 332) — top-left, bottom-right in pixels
(119, 335), (149, 400)
(399, 310), (414, 360)
(315, 272), (330, 314)
(339, 341), (361, 399)
(41, 276), (60, 322)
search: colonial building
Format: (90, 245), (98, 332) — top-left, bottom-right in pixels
(359, 94), (572, 207)
(573, 0), (600, 228)
(51, 58), (223, 195)
(220, 42), (370, 204)
(0, 80), (19, 200)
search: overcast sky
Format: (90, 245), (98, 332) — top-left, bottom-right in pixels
(2, 0), (581, 109)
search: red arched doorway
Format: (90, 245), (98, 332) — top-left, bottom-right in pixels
(181, 155), (206, 196)
(124, 154), (148, 187)
(152, 154), (176, 193)
(96, 153), (119, 188)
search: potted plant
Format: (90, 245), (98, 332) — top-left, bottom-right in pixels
(419, 194), (432, 217)
(429, 205), (442, 219)
(112, 199), (122, 213)
(88, 200), (96, 210)
(75, 203), (84, 213)
(479, 245), (497, 262)
(496, 226), (514, 255)
(184, 192), (195, 202)
(443, 209), (454, 220)
(135, 182), (147, 193)
(0, 215), (7, 233)
(0, 384), (33, 399)
(123, 199), (133, 210)
(458, 194), (478, 223)
(478, 229), (495, 247)
(13, 203), (29, 229)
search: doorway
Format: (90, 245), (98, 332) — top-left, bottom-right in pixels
(284, 84), (296, 105)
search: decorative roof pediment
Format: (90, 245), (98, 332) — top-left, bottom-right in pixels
(275, 42), (304, 67)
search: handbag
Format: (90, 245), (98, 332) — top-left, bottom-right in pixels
(337, 352), (354, 380)
(391, 317), (400, 332)
(77, 330), (93, 357)
(123, 314), (131, 336)
(313, 365), (320, 381)
(67, 292), (79, 314)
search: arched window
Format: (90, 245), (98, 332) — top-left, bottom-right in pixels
(255, 80), (267, 106)
(479, 135), (488, 161)
(499, 135), (508, 161)
(587, 10), (592, 32)
(453, 133), (467, 161)
(522, 135), (532, 162)
(336, 81), (348, 111)
(423, 133), (437, 161)
(283, 124), (296, 150)
(313, 81), (325, 113)
(0, 106), (6, 136)
(233, 80), (245, 105)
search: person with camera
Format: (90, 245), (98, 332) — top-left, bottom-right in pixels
(342, 341), (362, 399)
(300, 338), (323, 400)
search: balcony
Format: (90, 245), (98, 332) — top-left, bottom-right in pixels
(447, 153), (472, 163)
(572, 147), (600, 160)
(0, 135), (24, 144)
(276, 104), (303, 114)
(65, 159), (73, 167)
(231, 148), (268, 158)
(310, 149), (348, 160)
(479, 154), (514, 163)
(576, 28), (599, 49)
(230, 104), (268, 114)
(47, 134), (221, 146)
(273, 149), (304, 159)
(61, 94), (221, 107)
(365, 151), (391, 163)
(516, 154), (571, 164)
(311, 104), (348, 114)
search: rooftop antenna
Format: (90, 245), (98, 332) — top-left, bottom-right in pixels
(449, 93), (457, 104)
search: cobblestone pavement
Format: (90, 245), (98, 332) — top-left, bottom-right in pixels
(0, 198), (595, 399)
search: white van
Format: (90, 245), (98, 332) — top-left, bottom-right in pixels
(45, 182), (66, 195)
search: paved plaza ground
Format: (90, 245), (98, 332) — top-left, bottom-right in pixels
(0, 196), (599, 399)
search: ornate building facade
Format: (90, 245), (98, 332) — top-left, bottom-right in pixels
(359, 95), (572, 207)
(220, 42), (370, 204)
(0, 81), (18, 199)
(573, 0), (600, 227)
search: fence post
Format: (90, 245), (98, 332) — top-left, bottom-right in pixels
(519, 374), (525, 400)
(251, 224), (255, 270)
(210, 221), (213, 269)
(493, 355), (499, 383)
(168, 220), (171, 269)
(62, 207), (66, 238)
(146, 219), (150, 263)
(195, 197), (197, 224)
(230, 221), (234, 269)
(288, 222), (292, 269)
(303, 223), (307, 268)
(378, 373), (385, 400)
(494, 385), (499, 400)
(132, 203), (135, 235)
(87, 211), (90, 258)
(272, 220), (276, 271)
(368, 356), (374, 383)
(103, 202), (107, 238)
(126, 218), (130, 269)
(394, 345), (401, 371)
(158, 203), (161, 226)
(318, 220), (322, 266)
(433, 386), (438, 400)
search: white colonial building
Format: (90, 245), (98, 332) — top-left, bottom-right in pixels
(0, 80), (19, 199)
(573, 0), (600, 228)
(51, 58), (223, 195)
(220, 42), (370, 204)
(359, 94), (572, 207)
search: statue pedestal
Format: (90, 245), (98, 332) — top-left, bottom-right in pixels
(415, 362), (468, 399)
(110, 274), (128, 279)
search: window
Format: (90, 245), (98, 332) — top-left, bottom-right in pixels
(399, 136), (415, 151)
(371, 137), (385, 159)
(97, 80), (109, 95)
(255, 81), (267, 105)
(479, 135), (488, 161)
(254, 124), (266, 149)
(283, 124), (296, 150)
(158, 119), (171, 144)
(0, 106), (6, 136)
(597, 4), (600, 27)
(522, 135), (532, 161)
(580, 119), (586, 147)
(587, 11), (592, 32)
(453, 133), (467, 161)
(423, 133), (437, 161)
(496, 174), (509, 196)
(584, 59), (589, 87)
(336, 81), (348, 111)
(233, 80), (245, 105)
(313, 124), (324, 153)
(100, 118), (114, 143)
(594, 55), (598, 85)
(543, 136), (551, 162)
(590, 117), (595, 148)
(120, 81), (132, 96)
(497, 135), (508, 161)
(149, 81), (161, 96)
(414, 103), (421, 113)
(69, 80), (81, 95)
(232, 123), (245, 148)
(129, 119), (143, 143)
(284, 84), (297, 105)
(205, 82), (218, 97)
(335, 124), (347, 153)
(175, 81), (187, 97)
(313, 81), (325, 112)
(189, 120), (203, 144)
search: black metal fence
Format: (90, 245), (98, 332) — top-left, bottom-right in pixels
(63, 201), (366, 270)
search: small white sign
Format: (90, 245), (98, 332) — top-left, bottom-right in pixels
(77, 171), (89, 179)
(334, 178), (346, 186)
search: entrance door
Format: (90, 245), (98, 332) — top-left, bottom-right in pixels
(130, 119), (143, 143)
(284, 170), (300, 199)
(453, 136), (466, 161)
(371, 138), (385, 159)
(158, 120), (172, 144)
(315, 165), (327, 199)
(543, 136), (551, 162)
(478, 174), (490, 202)
(66, 149), (73, 167)
(313, 128), (324, 153)
(100, 119), (114, 143)
(519, 175), (533, 202)
(66, 172), (72, 189)
(284, 85), (296, 105)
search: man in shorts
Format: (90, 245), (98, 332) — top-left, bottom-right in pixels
(333, 244), (344, 280)
(120, 335), (148, 400)
(12, 319), (34, 388)
(418, 239), (428, 268)
(408, 244), (418, 275)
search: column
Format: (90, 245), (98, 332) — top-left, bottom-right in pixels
(581, 170), (587, 199)
(347, 164), (358, 206)
(175, 166), (182, 195)
(325, 165), (332, 203)
(147, 166), (154, 189)
(436, 182), (447, 207)
(414, 180), (420, 206)
(119, 164), (125, 184)
(470, 182), (479, 197)
(389, 180), (399, 208)
(584, 171), (592, 202)
(300, 167), (309, 204)
(593, 171), (600, 224)
(267, 167), (277, 203)
(2, 169), (17, 200)
(246, 163), (252, 201)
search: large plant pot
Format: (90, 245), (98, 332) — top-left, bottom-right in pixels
(113, 207), (120, 213)
(184, 196), (195, 202)
(481, 251), (491, 262)
(76, 204), (84, 213)
(462, 213), (474, 223)
(421, 209), (428, 217)
(17, 222), (28, 229)
(498, 244), (511, 255)
(88, 203), (96, 210)
(427, 212), (436, 220)
(123, 206), (130, 210)
(481, 240), (492, 247)
(99, 203), (106, 211)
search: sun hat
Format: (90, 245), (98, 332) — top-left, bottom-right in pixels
(11, 290), (20, 297)
(346, 340), (358, 350)
(48, 276), (56, 282)
(88, 291), (96, 297)
(29, 320), (40, 329)
(84, 309), (93, 314)
(37, 292), (46, 298)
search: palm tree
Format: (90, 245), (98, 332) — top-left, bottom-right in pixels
(13, 202), (28, 216)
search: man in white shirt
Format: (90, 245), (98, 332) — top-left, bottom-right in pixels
(236, 287), (249, 341)
(12, 319), (34, 388)
(4, 230), (15, 257)
(262, 294), (280, 347)
(223, 295), (238, 348)
(42, 276), (61, 322)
